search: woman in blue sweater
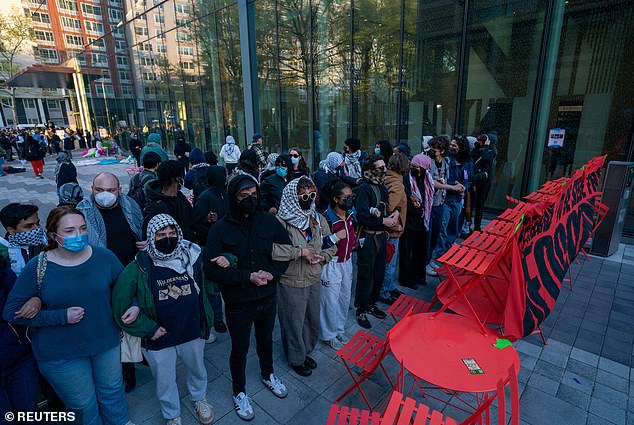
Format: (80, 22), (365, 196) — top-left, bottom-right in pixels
(3, 206), (133, 425)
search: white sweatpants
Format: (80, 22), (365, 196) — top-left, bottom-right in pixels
(319, 258), (353, 341)
(142, 338), (208, 420)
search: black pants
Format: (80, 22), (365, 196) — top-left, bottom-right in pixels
(473, 180), (491, 231)
(355, 232), (387, 312)
(399, 226), (428, 285)
(225, 295), (276, 395)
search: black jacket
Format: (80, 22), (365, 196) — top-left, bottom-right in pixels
(472, 144), (497, 181)
(403, 174), (426, 232)
(143, 180), (194, 241)
(260, 173), (286, 212)
(56, 162), (77, 188)
(192, 167), (229, 246)
(0, 259), (31, 372)
(354, 180), (389, 232)
(184, 166), (210, 205)
(204, 175), (291, 306)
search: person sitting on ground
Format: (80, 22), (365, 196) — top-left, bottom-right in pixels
(112, 214), (221, 425)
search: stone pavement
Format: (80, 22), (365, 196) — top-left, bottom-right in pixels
(1, 155), (633, 425)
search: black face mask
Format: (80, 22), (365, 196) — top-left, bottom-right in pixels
(341, 197), (354, 211)
(155, 237), (178, 254)
(298, 199), (313, 211)
(238, 196), (258, 215)
(410, 168), (419, 178)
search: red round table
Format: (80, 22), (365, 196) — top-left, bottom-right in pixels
(388, 312), (520, 393)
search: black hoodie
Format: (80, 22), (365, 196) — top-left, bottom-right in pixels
(192, 166), (229, 245)
(260, 154), (291, 212)
(203, 175), (291, 306)
(143, 180), (194, 241)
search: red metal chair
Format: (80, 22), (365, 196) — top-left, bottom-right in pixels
(335, 330), (394, 409)
(379, 365), (519, 425)
(325, 404), (381, 425)
(386, 294), (431, 322)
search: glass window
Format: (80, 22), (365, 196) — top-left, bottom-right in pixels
(85, 21), (104, 35)
(23, 99), (36, 109)
(109, 8), (122, 22)
(60, 16), (81, 30)
(32, 12), (51, 24)
(135, 27), (148, 36)
(65, 34), (84, 46)
(58, 0), (77, 11)
(154, 14), (164, 24)
(175, 4), (191, 14)
(88, 38), (105, 49)
(116, 56), (129, 66)
(34, 30), (55, 42)
(462, 0), (547, 209)
(34, 47), (59, 62)
(81, 4), (101, 16)
(115, 40), (126, 50)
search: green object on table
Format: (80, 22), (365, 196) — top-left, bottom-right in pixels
(493, 338), (513, 350)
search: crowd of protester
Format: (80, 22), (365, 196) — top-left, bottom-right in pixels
(0, 129), (497, 424)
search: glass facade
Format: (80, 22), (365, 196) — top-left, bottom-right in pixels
(72, 0), (634, 233)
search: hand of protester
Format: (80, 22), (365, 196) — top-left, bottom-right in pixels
(302, 249), (319, 264)
(484, 137), (490, 146)
(334, 229), (347, 240)
(268, 207), (278, 215)
(14, 297), (41, 319)
(121, 306), (140, 324)
(382, 211), (399, 228)
(151, 326), (167, 340)
(250, 271), (269, 286)
(370, 207), (381, 217)
(210, 256), (230, 268)
(412, 198), (421, 208)
(135, 240), (147, 250)
(206, 212), (218, 223)
(66, 307), (85, 324)
(259, 270), (273, 281)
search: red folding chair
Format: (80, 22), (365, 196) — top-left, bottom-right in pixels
(379, 365), (519, 425)
(386, 294), (431, 322)
(335, 330), (394, 409)
(325, 404), (381, 425)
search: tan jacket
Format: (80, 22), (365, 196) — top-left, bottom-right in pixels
(385, 170), (407, 238)
(271, 213), (337, 288)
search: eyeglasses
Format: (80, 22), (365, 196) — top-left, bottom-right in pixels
(290, 153), (300, 158)
(298, 192), (317, 201)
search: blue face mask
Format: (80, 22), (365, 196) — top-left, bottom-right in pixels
(276, 166), (287, 178)
(62, 233), (89, 252)
(374, 148), (381, 155)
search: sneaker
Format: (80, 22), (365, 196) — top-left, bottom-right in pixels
(214, 321), (227, 333)
(426, 264), (438, 277)
(291, 363), (312, 377)
(336, 333), (350, 344)
(166, 418), (181, 425)
(367, 304), (387, 320)
(262, 373), (288, 398)
(193, 399), (214, 424)
(233, 392), (255, 421)
(206, 332), (216, 344)
(356, 312), (371, 329)
(324, 337), (344, 350)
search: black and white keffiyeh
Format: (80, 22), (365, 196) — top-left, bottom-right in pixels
(7, 227), (48, 248)
(145, 214), (201, 284)
(344, 150), (362, 179)
(277, 177), (316, 231)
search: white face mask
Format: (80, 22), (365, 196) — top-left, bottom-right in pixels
(291, 157), (300, 166)
(94, 191), (118, 208)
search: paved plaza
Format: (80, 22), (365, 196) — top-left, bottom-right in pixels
(1, 156), (634, 425)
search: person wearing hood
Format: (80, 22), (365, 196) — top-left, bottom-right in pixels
(144, 160), (194, 242)
(260, 154), (292, 215)
(258, 152), (279, 183)
(129, 132), (143, 167)
(393, 143), (411, 159)
(342, 138), (365, 179)
(471, 133), (497, 231)
(128, 152), (162, 209)
(184, 148), (210, 205)
(62, 133), (74, 158)
(111, 214), (218, 425)
(55, 152), (77, 188)
(399, 153), (434, 289)
(204, 175), (291, 421)
(233, 149), (259, 182)
(353, 154), (400, 329)
(140, 133), (169, 163)
(313, 152), (359, 212)
(77, 172), (145, 392)
(58, 182), (84, 207)
(219, 135), (241, 174)
(174, 136), (192, 173)
(191, 166), (229, 335)
(271, 177), (336, 377)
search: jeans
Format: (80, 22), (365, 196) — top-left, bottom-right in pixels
(225, 295), (276, 396)
(434, 199), (463, 259)
(37, 346), (129, 425)
(355, 232), (387, 311)
(380, 237), (399, 299)
(429, 204), (449, 262)
(208, 292), (224, 323)
(0, 355), (39, 416)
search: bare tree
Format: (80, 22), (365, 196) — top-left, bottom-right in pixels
(0, 8), (34, 126)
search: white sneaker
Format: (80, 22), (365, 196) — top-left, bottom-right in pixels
(324, 338), (344, 350)
(166, 417), (181, 425)
(336, 333), (349, 344)
(426, 264), (438, 277)
(193, 399), (214, 424)
(233, 392), (255, 421)
(206, 333), (216, 344)
(262, 373), (288, 398)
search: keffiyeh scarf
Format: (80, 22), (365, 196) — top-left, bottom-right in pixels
(146, 214), (201, 287)
(319, 152), (344, 175)
(411, 154), (435, 231)
(7, 227), (48, 248)
(344, 150), (362, 179)
(277, 177), (316, 231)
